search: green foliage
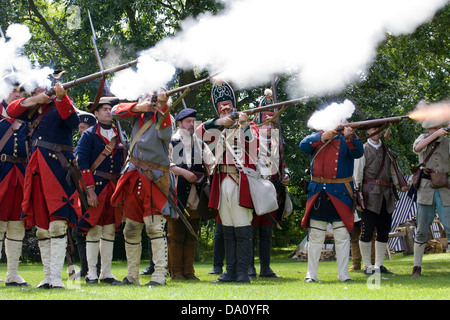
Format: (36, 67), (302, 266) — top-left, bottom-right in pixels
(1, 253), (449, 300)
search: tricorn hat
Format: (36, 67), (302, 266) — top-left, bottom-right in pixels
(254, 89), (276, 124)
(211, 80), (236, 116)
(86, 96), (119, 113)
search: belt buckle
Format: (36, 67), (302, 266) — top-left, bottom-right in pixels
(0, 154), (6, 162)
(105, 145), (113, 153)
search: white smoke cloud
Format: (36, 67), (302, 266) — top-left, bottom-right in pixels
(111, 0), (447, 100)
(0, 24), (53, 101)
(307, 99), (356, 131)
(109, 53), (176, 100)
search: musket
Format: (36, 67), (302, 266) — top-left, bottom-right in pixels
(27, 60), (138, 119)
(227, 96), (310, 126)
(88, 11), (105, 76)
(335, 115), (410, 131)
(341, 113), (410, 190)
(46, 60), (138, 96)
(165, 72), (221, 97)
(88, 10), (113, 99)
(155, 72), (221, 129)
(88, 10), (128, 156)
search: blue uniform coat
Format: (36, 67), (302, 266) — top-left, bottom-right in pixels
(76, 123), (125, 232)
(0, 115), (28, 220)
(7, 95), (81, 229)
(300, 131), (364, 232)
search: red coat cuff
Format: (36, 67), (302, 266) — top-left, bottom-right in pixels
(55, 95), (75, 120)
(114, 102), (139, 118)
(158, 104), (172, 129)
(6, 98), (29, 118)
(81, 169), (95, 187)
(345, 137), (356, 150)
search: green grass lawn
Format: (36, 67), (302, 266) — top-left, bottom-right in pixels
(0, 250), (448, 301)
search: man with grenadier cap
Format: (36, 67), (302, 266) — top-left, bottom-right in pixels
(168, 107), (215, 280)
(353, 120), (409, 275)
(7, 81), (81, 289)
(110, 91), (174, 286)
(196, 80), (259, 283)
(0, 82), (29, 286)
(411, 113), (450, 278)
(76, 97), (125, 284)
(248, 89), (290, 279)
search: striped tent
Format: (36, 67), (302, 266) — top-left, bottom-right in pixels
(389, 177), (446, 252)
(388, 182), (418, 252)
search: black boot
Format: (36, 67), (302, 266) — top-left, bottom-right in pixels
(214, 226), (236, 282)
(235, 226), (253, 283)
(248, 226), (257, 279)
(209, 223), (224, 274)
(259, 225), (281, 278)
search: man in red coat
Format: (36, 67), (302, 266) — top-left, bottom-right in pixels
(249, 90), (290, 279)
(196, 81), (259, 283)
(0, 83), (29, 286)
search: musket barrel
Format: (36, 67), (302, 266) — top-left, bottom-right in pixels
(45, 59), (138, 96)
(337, 115), (410, 130)
(242, 96), (309, 115)
(165, 72), (222, 96)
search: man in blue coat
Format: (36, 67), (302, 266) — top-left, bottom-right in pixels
(0, 83), (29, 286)
(300, 125), (363, 282)
(76, 97), (125, 285)
(7, 83), (81, 289)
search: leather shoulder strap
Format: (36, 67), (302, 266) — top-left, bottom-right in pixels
(90, 136), (117, 172)
(0, 119), (21, 153)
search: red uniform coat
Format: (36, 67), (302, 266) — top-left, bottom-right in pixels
(197, 119), (259, 211)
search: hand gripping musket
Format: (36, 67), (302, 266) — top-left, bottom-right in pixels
(410, 125), (450, 176)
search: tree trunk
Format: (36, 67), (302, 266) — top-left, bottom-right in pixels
(28, 0), (75, 63)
